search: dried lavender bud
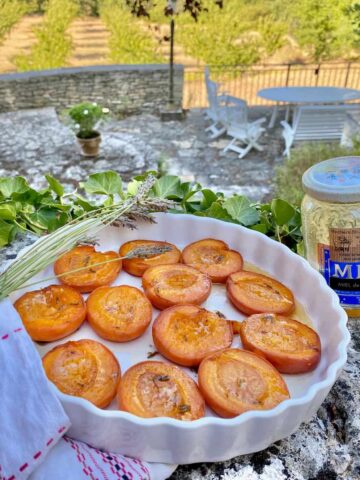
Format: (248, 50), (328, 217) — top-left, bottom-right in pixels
(147, 350), (159, 358)
(178, 404), (191, 414)
(215, 310), (226, 319)
(76, 237), (99, 247)
(125, 245), (172, 259)
(155, 375), (170, 382)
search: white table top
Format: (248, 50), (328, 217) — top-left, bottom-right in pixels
(258, 86), (360, 103)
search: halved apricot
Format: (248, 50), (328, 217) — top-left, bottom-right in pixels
(227, 271), (295, 316)
(42, 339), (120, 408)
(118, 361), (205, 420)
(54, 245), (122, 293)
(153, 305), (233, 366)
(142, 264), (212, 310)
(182, 239), (243, 283)
(14, 284), (86, 342)
(87, 285), (152, 342)
(240, 313), (321, 374)
(119, 240), (181, 277)
(198, 348), (290, 418)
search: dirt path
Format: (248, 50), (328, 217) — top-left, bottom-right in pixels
(0, 15), (43, 73)
(67, 17), (110, 66)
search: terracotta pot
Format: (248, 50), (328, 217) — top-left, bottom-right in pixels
(76, 132), (101, 157)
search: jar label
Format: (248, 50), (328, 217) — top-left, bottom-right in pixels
(318, 228), (360, 307)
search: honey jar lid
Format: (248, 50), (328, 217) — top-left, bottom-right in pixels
(302, 156), (360, 203)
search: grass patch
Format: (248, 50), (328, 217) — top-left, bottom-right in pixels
(274, 142), (360, 206)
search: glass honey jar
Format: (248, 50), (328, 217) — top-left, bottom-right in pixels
(301, 157), (360, 316)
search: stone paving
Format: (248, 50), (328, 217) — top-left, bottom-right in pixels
(0, 106), (283, 200)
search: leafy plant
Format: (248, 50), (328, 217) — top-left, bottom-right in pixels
(0, 171), (303, 254)
(100, 0), (165, 64)
(0, 0), (29, 44)
(274, 142), (360, 206)
(14, 0), (78, 71)
(64, 102), (110, 139)
(133, 172), (303, 253)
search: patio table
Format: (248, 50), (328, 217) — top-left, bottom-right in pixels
(258, 86), (360, 128)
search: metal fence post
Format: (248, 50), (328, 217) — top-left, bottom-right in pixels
(345, 62), (351, 87)
(315, 63), (321, 86)
(285, 64), (291, 86)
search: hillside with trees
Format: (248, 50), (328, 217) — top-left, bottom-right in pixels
(0, 0), (360, 72)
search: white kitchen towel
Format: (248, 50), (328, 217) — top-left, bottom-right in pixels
(0, 297), (71, 480)
(0, 298), (176, 480)
(30, 436), (176, 480)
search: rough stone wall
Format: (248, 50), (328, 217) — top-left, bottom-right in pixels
(0, 64), (183, 114)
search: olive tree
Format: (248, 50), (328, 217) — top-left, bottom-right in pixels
(125, 1), (223, 105)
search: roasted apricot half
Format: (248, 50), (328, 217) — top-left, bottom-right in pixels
(182, 239), (243, 283)
(153, 305), (233, 367)
(198, 348), (290, 418)
(54, 245), (122, 293)
(119, 240), (181, 277)
(87, 285), (152, 342)
(14, 284), (86, 342)
(42, 339), (121, 408)
(227, 271), (295, 316)
(240, 313), (321, 374)
(118, 361), (205, 420)
(142, 264), (212, 310)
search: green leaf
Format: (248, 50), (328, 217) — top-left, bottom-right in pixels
(152, 176), (181, 198)
(27, 209), (68, 233)
(45, 174), (64, 197)
(203, 202), (233, 221)
(81, 171), (123, 196)
(0, 220), (16, 247)
(250, 223), (268, 234)
(200, 189), (218, 210)
(0, 177), (29, 198)
(223, 196), (260, 226)
(127, 179), (140, 196)
(271, 199), (296, 226)
(0, 204), (17, 221)
(73, 194), (97, 212)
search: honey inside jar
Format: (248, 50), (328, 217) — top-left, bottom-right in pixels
(302, 157), (360, 316)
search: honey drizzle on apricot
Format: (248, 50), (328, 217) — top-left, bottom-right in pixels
(166, 310), (217, 344)
(238, 279), (293, 305)
(52, 347), (98, 395)
(136, 372), (190, 419)
(217, 358), (267, 406)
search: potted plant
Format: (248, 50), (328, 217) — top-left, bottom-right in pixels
(64, 102), (110, 157)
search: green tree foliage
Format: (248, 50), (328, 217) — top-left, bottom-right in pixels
(24, 0), (99, 14)
(100, 0), (164, 64)
(14, 0), (78, 71)
(289, 0), (355, 62)
(176, 1), (287, 66)
(0, 0), (29, 44)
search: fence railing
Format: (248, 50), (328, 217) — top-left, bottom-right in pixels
(183, 62), (360, 109)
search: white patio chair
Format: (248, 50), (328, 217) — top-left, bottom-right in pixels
(222, 101), (267, 158)
(281, 104), (352, 157)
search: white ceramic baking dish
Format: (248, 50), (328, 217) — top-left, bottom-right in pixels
(10, 213), (350, 464)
